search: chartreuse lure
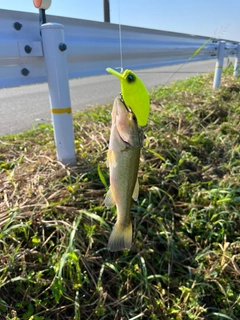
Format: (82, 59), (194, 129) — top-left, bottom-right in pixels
(106, 68), (150, 126)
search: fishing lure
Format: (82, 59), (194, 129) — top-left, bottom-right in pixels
(106, 68), (150, 126)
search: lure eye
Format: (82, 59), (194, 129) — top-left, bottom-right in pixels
(132, 114), (137, 122)
(127, 74), (135, 83)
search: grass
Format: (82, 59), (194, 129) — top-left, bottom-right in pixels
(0, 66), (240, 320)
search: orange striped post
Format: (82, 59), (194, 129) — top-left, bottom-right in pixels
(41, 23), (76, 165)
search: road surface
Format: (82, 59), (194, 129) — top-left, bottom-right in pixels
(0, 59), (227, 136)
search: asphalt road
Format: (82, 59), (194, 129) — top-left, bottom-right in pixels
(0, 59), (225, 136)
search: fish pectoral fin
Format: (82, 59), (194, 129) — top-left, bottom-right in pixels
(107, 150), (117, 168)
(132, 178), (139, 201)
(104, 187), (116, 208)
(108, 221), (132, 252)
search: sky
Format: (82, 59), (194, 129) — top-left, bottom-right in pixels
(1, 0), (240, 42)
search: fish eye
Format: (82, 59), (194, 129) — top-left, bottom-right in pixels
(127, 74), (135, 83)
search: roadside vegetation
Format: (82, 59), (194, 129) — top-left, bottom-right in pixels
(0, 66), (240, 320)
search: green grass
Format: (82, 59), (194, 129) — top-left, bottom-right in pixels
(0, 67), (240, 320)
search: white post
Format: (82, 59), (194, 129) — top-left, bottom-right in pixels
(41, 23), (76, 166)
(234, 44), (240, 77)
(213, 41), (225, 89)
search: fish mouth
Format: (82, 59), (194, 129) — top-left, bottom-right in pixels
(120, 94), (132, 113)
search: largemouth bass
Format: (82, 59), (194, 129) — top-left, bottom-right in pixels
(105, 97), (142, 251)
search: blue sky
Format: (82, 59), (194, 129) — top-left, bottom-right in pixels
(1, 0), (240, 41)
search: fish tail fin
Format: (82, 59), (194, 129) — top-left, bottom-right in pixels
(108, 221), (132, 252)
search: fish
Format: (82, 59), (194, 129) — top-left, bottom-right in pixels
(104, 96), (142, 252)
(106, 68), (150, 127)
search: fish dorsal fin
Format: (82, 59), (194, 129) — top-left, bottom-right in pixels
(132, 178), (139, 201)
(104, 187), (116, 208)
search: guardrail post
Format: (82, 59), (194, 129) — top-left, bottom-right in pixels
(41, 23), (76, 166)
(213, 41), (225, 89)
(234, 44), (240, 77)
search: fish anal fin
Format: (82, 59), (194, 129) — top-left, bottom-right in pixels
(132, 178), (139, 201)
(104, 187), (116, 208)
(108, 221), (132, 252)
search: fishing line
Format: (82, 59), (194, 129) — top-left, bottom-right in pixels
(118, 0), (123, 72)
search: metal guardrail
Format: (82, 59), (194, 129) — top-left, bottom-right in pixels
(0, 9), (236, 89)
